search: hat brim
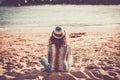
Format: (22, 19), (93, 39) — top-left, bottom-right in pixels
(52, 30), (66, 39)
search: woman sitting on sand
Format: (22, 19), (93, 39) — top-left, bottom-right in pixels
(40, 26), (73, 72)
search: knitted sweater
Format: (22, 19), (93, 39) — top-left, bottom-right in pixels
(48, 44), (71, 72)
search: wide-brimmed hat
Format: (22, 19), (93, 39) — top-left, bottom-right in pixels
(52, 26), (66, 39)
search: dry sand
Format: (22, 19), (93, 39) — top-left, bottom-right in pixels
(0, 27), (120, 80)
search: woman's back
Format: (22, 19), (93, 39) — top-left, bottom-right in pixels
(48, 44), (69, 72)
(40, 26), (73, 72)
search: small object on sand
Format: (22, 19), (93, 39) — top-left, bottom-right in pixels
(69, 32), (86, 38)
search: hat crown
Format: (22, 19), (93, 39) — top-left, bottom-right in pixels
(55, 26), (62, 32)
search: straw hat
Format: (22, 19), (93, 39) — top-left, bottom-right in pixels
(52, 26), (66, 39)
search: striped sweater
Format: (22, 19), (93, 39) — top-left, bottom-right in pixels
(48, 44), (71, 72)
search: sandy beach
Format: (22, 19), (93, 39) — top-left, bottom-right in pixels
(0, 27), (120, 80)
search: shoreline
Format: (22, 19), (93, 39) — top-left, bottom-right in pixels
(0, 26), (120, 32)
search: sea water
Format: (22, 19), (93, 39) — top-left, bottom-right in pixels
(0, 5), (120, 31)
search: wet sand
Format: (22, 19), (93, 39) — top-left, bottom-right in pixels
(0, 27), (120, 80)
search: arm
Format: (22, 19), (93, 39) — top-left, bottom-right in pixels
(48, 44), (53, 64)
(48, 45), (51, 63)
(66, 46), (71, 61)
(65, 46), (73, 67)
